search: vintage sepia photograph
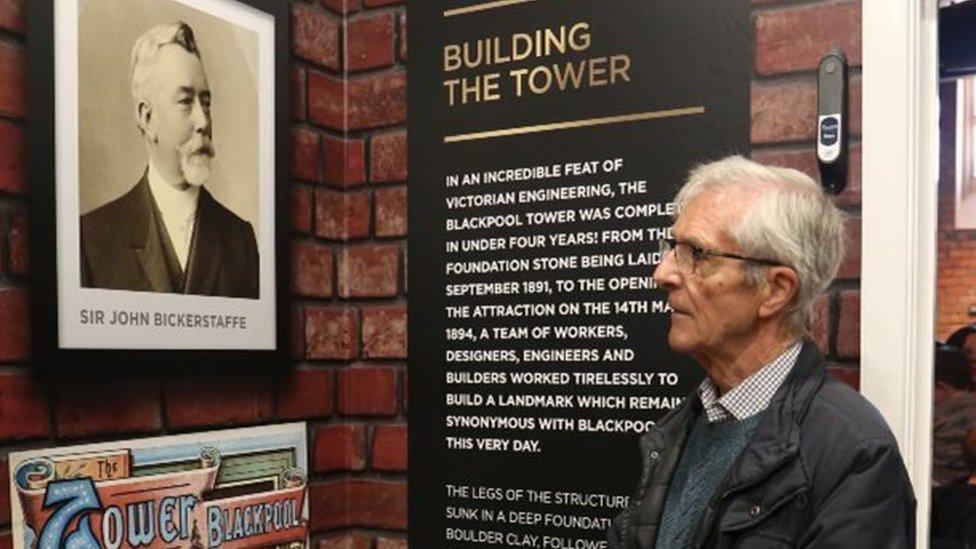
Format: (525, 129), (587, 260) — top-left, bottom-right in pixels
(29, 0), (288, 368)
(79, 2), (260, 299)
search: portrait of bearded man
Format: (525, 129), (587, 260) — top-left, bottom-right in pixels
(80, 21), (259, 299)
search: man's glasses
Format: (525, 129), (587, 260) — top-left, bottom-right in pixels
(657, 238), (786, 274)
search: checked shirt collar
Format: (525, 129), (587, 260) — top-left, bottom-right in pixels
(697, 341), (802, 423)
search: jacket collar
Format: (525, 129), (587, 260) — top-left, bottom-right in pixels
(118, 174), (224, 294)
(120, 174), (154, 248)
(720, 340), (826, 493)
(118, 175), (173, 292)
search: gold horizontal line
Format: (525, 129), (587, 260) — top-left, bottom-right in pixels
(443, 0), (541, 17)
(444, 106), (706, 143)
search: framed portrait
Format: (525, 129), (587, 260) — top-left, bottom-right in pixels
(28, 0), (289, 373)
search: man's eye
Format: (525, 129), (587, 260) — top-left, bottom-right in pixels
(178, 97), (193, 106)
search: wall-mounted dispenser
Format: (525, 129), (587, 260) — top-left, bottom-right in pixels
(817, 48), (848, 194)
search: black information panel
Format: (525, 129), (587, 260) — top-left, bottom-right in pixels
(408, 1), (750, 547)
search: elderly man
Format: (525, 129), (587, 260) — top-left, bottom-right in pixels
(608, 156), (915, 547)
(80, 21), (258, 298)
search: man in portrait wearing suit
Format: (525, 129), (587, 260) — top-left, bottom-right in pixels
(80, 21), (258, 299)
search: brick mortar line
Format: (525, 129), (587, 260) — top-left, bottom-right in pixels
(369, 180), (409, 190)
(2, 268), (29, 285)
(0, 362), (34, 374)
(294, 59), (407, 81)
(362, 124), (374, 185)
(366, 185), (376, 237)
(752, 68), (862, 87)
(0, 278), (27, 290)
(374, 233), (408, 243)
(291, 358), (408, 372)
(307, 424), (406, 437)
(349, 295), (408, 305)
(333, 294), (406, 303)
(318, 526), (407, 539)
(338, 6), (347, 76)
(317, 1), (405, 18)
(310, 417), (406, 424)
(333, 240), (404, 250)
(342, 62), (401, 78)
(300, 360), (407, 369)
(311, 529), (408, 540)
(0, 28), (25, 44)
(0, 435), (76, 455)
(300, 121), (407, 139)
(751, 136), (862, 154)
(754, 66), (863, 83)
(296, 234), (401, 245)
(309, 534), (408, 547)
(751, 136), (862, 149)
(344, 5), (405, 21)
(291, 55), (343, 77)
(0, 112), (25, 125)
(342, 361), (407, 369)
(750, 0), (858, 15)
(303, 60), (406, 80)
(308, 471), (407, 482)
(825, 288), (842, 359)
(0, 197), (28, 213)
(0, 204), (8, 277)
(313, 125), (407, 144)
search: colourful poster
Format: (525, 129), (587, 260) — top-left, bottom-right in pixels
(8, 423), (309, 549)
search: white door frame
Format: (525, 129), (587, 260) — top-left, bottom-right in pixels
(861, 1), (939, 545)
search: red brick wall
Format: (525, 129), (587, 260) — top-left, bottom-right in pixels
(0, 0), (860, 547)
(751, 0), (863, 387)
(0, 0), (408, 547)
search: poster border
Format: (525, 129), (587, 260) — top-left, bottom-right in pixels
(28, 0), (291, 375)
(7, 422), (310, 548)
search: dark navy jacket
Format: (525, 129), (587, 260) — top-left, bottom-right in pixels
(609, 341), (916, 548)
(81, 175), (259, 299)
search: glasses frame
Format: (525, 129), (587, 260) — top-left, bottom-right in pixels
(658, 238), (787, 273)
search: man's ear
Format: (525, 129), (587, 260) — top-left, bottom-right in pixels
(757, 266), (800, 320)
(137, 100), (155, 142)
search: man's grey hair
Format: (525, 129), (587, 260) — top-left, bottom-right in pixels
(673, 155), (846, 335)
(130, 22), (201, 132)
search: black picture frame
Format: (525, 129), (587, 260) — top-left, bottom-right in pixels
(28, 0), (290, 375)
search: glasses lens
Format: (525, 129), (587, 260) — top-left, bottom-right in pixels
(673, 243), (693, 273)
(658, 239), (671, 255)
(659, 240), (692, 273)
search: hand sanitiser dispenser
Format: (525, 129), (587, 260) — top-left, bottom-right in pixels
(817, 49), (848, 194)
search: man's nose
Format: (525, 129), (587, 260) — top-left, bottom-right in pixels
(653, 248), (681, 290)
(191, 98), (210, 133)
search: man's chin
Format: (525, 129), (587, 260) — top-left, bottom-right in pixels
(666, 329), (695, 354)
(181, 162), (211, 187)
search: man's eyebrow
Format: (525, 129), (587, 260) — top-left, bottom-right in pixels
(673, 231), (704, 249)
(174, 86), (210, 96)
